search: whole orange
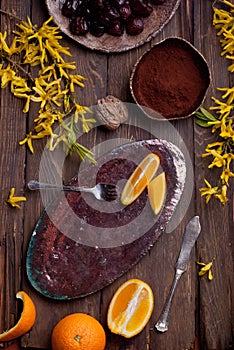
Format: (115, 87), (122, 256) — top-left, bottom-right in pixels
(51, 313), (106, 350)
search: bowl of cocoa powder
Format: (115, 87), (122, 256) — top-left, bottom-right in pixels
(130, 37), (210, 120)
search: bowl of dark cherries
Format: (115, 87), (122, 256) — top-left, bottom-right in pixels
(61, 0), (165, 37)
(46, 0), (181, 52)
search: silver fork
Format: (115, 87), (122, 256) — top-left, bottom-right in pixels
(28, 180), (118, 202)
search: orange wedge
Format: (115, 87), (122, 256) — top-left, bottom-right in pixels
(0, 291), (36, 342)
(148, 172), (167, 215)
(121, 153), (160, 205)
(107, 279), (154, 338)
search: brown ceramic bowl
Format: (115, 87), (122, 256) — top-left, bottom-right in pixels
(130, 37), (211, 121)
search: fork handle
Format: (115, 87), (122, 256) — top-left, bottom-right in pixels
(28, 180), (83, 192)
(155, 269), (184, 332)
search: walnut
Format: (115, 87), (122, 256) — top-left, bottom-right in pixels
(96, 95), (128, 130)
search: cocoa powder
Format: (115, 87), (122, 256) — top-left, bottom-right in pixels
(131, 38), (210, 120)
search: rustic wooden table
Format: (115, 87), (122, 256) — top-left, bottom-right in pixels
(0, 1), (233, 350)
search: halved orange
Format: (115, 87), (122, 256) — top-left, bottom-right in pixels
(0, 291), (36, 342)
(107, 279), (154, 338)
(148, 172), (166, 215)
(121, 153), (160, 205)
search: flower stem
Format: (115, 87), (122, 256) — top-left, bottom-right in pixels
(0, 9), (22, 22)
(4, 56), (34, 83)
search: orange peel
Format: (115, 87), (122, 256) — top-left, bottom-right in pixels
(0, 291), (36, 342)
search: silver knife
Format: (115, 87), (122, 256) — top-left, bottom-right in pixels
(155, 215), (201, 332)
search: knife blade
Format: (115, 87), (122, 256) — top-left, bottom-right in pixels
(175, 215), (201, 272)
(155, 215), (201, 332)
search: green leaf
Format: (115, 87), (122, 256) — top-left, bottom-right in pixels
(72, 142), (96, 164)
(195, 111), (210, 121)
(67, 130), (76, 145)
(196, 119), (211, 127)
(199, 107), (217, 121)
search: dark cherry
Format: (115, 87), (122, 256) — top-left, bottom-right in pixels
(108, 19), (124, 36)
(119, 4), (131, 21)
(70, 16), (89, 35)
(89, 21), (106, 37)
(131, 0), (153, 17)
(125, 16), (144, 35)
(93, 0), (106, 9)
(62, 0), (81, 18)
(80, 6), (93, 19)
(99, 6), (120, 26)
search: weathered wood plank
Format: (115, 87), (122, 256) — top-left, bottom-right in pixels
(0, 0), (30, 344)
(149, 1), (196, 349)
(100, 1), (197, 349)
(194, 1), (234, 349)
(21, 1), (109, 349)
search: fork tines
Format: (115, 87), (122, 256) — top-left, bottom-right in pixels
(100, 183), (118, 202)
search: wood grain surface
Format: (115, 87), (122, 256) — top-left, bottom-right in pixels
(0, 1), (233, 350)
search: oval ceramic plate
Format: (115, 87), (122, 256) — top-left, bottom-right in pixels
(26, 139), (186, 299)
(45, 0), (181, 53)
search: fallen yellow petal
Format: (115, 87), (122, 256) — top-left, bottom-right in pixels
(197, 259), (215, 280)
(6, 187), (26, 209)
(208, 269), (213, 281)
(200, 262), (213, 271)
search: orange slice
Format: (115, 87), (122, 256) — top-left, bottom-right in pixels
(121, 153), (160, 205)
(107, 278), (154, 338)
(148, 172), (166, 215)
(0, 291), (36, 342)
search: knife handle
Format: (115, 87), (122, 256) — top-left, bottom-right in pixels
(155, 268), (183, 332)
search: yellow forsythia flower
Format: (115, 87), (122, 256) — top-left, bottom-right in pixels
(6, 187), (26, 209)
(0, 16), (95, 162)
(197, 258), (215, 281)
(196, 2), (234, 205)
(200, 179), (219, 204)
(19, 132), (35, 153)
